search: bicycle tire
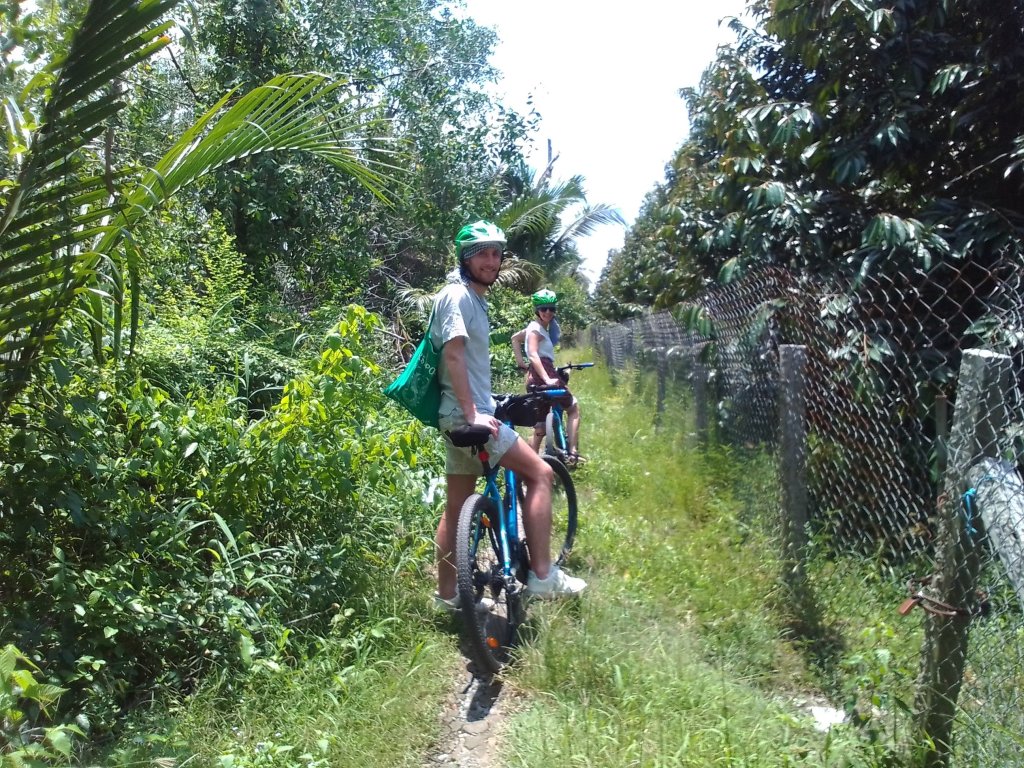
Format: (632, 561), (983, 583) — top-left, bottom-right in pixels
(547, 456), (578, 565)
(517, 455), (578, 567)
(544, 410), (568, 462)
(455, 493), (524, 674)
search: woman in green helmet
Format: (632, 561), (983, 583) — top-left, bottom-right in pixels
(511, 288), (584, 465)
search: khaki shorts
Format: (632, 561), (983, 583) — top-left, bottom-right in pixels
(439, 409), (519, 476)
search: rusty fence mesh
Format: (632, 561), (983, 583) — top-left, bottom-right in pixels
(589, 263), (1024, 765)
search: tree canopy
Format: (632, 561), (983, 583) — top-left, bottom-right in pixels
(597, 0), (1024, 312)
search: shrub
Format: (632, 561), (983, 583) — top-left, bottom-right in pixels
(0, 306), (442, 734)
(1, 644), (83, 765)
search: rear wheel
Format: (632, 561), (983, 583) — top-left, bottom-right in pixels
(518, 455), (578, 567)
(455, 493), (523, 674)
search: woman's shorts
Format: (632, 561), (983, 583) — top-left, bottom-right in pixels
(439, 409), (519, 476)
(526, 358), (576, 429)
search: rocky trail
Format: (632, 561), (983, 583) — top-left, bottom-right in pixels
(422, 642), (523, 768)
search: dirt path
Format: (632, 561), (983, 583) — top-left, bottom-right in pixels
(422, 648), (522, 768)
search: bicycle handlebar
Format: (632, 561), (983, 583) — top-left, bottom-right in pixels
(556, 362), (595, 374)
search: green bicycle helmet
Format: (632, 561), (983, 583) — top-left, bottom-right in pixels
(455, 220), (507, 260)
(531, 288), (558, 308)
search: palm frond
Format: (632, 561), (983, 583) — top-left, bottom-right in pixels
(0, 0), (399, 414)
(545, 174), (587, 201)
(91, 72), (399, 358)
(495, 256), (544, 292)
(548, 204), (626, 254)
(499, 194), (562, 237)
(396, 285), (436, 317)
(0, 0), (178, 412)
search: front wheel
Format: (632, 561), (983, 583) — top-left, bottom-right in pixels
(455, 493), (522, 675)
(548, 456), (578, 566)
(544, 410), (568, 462)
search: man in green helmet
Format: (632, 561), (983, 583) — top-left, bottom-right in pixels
(428, 221), (586, 612)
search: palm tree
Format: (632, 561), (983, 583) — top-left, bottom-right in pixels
(498, 161), (624, 290)
(0, 0), (393, 415)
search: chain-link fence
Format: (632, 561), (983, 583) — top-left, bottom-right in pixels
(590, 263), (1024, 766)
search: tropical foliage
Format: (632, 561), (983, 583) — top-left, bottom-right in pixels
(0, 0), (395, 415)
(597, 0), (1024, 309)
(8, 0), (1023, 763)
(498, 160), (625, 288)
(0, 0), (620, 759)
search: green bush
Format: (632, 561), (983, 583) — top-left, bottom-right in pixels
(0, 306), (442, 735)
(1, 644), (83, 766)
(132, 321), (301, 417)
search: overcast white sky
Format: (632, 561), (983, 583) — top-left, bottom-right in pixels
(458, 0), (749, 286)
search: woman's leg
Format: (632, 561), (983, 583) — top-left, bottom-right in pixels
(567, 400), (581, 456)
(530, 421), (545, 453)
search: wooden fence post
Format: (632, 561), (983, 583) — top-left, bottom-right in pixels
(913, 349), (1012, 768)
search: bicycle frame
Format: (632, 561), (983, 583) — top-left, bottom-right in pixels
(547, 398), (570, 453)
(449, 398), (580, 673)
(476, 461), (521, 584)
(531, 364), (593, 462)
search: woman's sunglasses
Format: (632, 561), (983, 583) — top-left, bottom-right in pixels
(537, 306), (556, 314)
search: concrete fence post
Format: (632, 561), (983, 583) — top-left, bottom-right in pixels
(913, 349), (1012, 768)
(778, 345), (810, 612)
(655, 347), (667, 428)
(693, 351), (709, 445)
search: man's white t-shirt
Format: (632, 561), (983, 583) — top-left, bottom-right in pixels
(431, 280), (494, 419)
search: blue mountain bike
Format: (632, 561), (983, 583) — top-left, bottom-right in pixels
(529, 362), (594, 466)
(447, 391), (578, 674)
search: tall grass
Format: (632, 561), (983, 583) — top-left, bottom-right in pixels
(96, 346), (918, 767)
(501, 349), (906, 767)
(97, 594), (466, 767)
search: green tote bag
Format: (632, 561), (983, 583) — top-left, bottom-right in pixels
(383, 309), (441, 428)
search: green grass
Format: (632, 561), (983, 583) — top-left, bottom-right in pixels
(95, 347), (920, 767)
(497, 350), (909, 767)
(96, 594), (464, 768)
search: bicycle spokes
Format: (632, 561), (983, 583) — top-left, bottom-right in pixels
(456, 494), (525, 674)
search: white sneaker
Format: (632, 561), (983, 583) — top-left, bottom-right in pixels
(525, 565), (587, 599)
(432, 592), (494, 614)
